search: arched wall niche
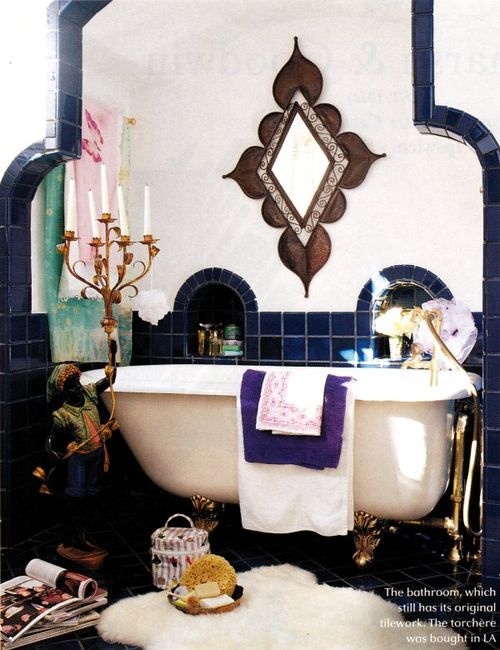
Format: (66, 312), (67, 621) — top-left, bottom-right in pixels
(356, 264), (453, 361)
(173, 268), (258, 358)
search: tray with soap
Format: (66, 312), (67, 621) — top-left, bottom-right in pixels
(166, 554), (243, 615)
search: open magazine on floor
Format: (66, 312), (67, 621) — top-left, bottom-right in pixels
(0, 558), (107, 646)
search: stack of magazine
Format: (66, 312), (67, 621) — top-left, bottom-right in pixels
(1, 558), (107, 648)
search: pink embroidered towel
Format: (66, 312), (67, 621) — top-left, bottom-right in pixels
(256, 370), (325, 436)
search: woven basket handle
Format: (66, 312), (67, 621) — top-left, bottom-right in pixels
(165, 513), (195, 528)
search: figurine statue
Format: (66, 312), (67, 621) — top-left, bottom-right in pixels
(45, 340), (117, 569)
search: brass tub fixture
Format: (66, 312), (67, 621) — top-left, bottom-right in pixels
(401, 308), (442, 386)
(401, 307), (482, 564)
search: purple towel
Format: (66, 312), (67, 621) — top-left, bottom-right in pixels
(240, 369), (351, 470)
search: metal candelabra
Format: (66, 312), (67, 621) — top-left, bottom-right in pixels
(57, 212), (160, 357)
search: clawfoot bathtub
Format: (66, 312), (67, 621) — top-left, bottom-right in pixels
(82, 364), (480, 564)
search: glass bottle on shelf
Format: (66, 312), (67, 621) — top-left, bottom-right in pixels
(198, 323), (212, 356)
(209, 325), (223, 356)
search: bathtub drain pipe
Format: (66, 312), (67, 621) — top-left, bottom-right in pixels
(419, 315), (483, 541)
(400, 396), (482, 565)
(462, 394), (483, 539)
(399, 315), (483, 562)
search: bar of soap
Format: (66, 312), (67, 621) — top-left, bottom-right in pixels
(199, 594), (234, 609)
(194, 582), (221, 598)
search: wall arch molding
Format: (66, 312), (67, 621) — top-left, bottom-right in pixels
(356, 264), (453, 314)
(412, 0), (500, 587)
(0, 0), (111, 546)
(173, 268), (258, 313)
(172, 268), (258, 359)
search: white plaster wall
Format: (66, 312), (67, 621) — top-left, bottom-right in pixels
(99, 0), (486, 312)
(435, 0), (500, 135)
(17, 0), (500, 313)
(0, 1), (49, 179)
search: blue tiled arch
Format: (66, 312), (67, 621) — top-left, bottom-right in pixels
(355, 264), (453, 344)
(356, 264), (453, 315)
(0, 0), (112, 546)
(171, 268), (258, 360)
(173, 267), (258, 312)
(412, 0), (500, 594)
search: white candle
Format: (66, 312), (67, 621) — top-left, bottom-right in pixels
(100, 164), (110, 214)
(117, 185), (129, 236)
(88, 189), (100, 238)
(66, 177), (77, 232)
(144, 184), (151, 235)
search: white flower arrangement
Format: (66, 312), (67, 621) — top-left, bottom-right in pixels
(374, 307), (416, 338)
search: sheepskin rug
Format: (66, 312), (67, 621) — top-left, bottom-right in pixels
(97, 564), (468, 649)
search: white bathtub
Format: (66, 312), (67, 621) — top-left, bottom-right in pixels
(82, 364), (480, 522)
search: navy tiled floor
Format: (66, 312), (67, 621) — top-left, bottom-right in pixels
(2, 491), (497, 649)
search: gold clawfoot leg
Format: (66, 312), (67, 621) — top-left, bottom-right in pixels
(190, 494), (222, 533)
(352, 511), (382, 567)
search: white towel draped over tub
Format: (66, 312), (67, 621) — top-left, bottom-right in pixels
(237, 373), (355, 537)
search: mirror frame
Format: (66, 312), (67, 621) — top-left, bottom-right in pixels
(224, 37), (385, 297)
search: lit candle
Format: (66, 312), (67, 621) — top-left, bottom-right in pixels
(66, 177), (77, 232)
(88, 189), (100, 238)
(117, 185), (129, 236)
(144, 184), (151, 236)
(100, 164), (110, 214)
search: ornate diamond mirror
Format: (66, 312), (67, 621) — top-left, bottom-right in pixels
(224, 37), (386, 296)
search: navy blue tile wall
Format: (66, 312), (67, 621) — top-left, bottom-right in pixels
(412, 0), (500, 599)
(134, 264), (479, 372)
(0, 0), (109, 547)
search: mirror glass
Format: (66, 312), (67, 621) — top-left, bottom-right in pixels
(272, 111), (330, 219)
(374, 282), (434, 360)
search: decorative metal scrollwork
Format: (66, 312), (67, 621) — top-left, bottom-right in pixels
(352, 510), (383, 567)
(224, 37), (385, 297)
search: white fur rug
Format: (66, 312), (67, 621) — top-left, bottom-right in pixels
(97, 564), (468, 649)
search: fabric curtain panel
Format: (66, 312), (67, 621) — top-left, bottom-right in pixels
(43, 107), (133, 364)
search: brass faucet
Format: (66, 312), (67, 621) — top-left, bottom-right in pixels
(401, 308), (442, 386)
(400, 307), (482, 559)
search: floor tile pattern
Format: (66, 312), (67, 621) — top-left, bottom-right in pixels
(2, 492), (497, 649)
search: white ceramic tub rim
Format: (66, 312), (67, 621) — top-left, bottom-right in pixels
(82, 364), (481, 402)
